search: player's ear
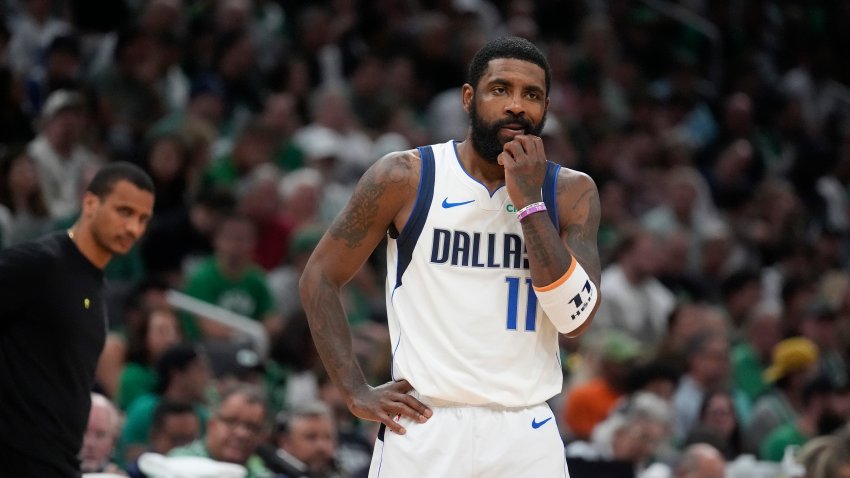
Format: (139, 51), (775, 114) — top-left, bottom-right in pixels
(461, 84), (474, 113)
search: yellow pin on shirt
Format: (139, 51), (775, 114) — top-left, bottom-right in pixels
(84, 298), (90, 309)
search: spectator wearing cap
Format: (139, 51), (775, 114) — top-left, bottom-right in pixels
(760, 374), (847, 461)
(26, 88), (101, 219)
(169, 384), (274, 478)
(744, 336), (820, 453)
(563, 331), (643, 441)
(119, 343), (212, 466)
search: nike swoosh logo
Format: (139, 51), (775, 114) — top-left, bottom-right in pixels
(442, 198), (475, 208)
(531, 417), (553, 429)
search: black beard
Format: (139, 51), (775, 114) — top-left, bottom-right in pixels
(468, 99), (545, 164)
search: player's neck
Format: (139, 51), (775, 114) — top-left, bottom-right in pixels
(67, 224), (111, 270)
(456, 140), (505, 193)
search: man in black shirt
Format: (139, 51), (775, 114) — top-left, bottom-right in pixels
(0, 162), (155, 477)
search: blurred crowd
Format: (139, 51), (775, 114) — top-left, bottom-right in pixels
(3, 0), (850, 477)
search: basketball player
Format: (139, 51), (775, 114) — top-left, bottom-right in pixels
(0, 162), (155, 477)
(300, 36), (601, 477)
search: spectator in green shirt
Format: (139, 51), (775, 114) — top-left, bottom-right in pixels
(761, 375), (847, 461)
(119, 343), (212, 466)
(182, 213), (280, 341)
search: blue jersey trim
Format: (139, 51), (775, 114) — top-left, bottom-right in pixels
(542, 161), (560, 229)
(451, 140), (505, 197)
(394, 146), (435, 289)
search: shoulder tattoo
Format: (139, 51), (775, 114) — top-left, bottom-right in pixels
(329, 152), (418, 248)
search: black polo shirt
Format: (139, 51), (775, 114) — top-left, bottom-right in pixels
(0, 232), (106, 476)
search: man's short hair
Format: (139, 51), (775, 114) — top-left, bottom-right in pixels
(151, 400), (197, 434)
(273, 401), (333, 438)
(87, 161), (155, 198)
(155, 343), (202, 394)
(467, 36), (551, 96)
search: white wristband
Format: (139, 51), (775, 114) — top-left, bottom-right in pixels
(533, 258), (598, 335)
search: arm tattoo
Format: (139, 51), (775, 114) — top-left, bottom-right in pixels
(523, 222), (556, 267)
(565, 186), (602, 283)
(328, 153), (416, 248)
(330, 178), (385, 249)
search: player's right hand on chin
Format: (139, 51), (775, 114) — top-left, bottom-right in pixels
(349, 379), (433, 435)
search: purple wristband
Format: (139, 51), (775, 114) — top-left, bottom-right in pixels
(516, 202), (547, 222)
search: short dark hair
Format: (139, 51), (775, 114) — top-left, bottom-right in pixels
(155, 343), (202, 394)
(150, 400), (197, 434)
(273, 401), (332, 439)
(87, 161), (155, 198)
(214, 384), (267, 420)
(468, 36), (551, 96)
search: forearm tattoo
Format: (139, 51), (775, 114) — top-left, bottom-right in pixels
(565, 186), (602, 283)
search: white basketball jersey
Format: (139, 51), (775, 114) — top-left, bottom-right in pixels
(384, 140), (563, 407)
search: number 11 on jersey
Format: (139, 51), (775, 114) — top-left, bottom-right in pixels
(505, 276), (538, 331)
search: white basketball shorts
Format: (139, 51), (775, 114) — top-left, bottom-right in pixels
(367, 395), (570, 478)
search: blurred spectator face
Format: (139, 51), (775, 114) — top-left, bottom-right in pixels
(239, 177), (280, 222)
(701, 392), (737, 440)
(146, 309), (181, 363)
(27, 0), (52, 18)
(216, 0), (251, 32)
(747, 310), (782, 361)
(46, 48), (80, 82)
(218, 35), (256, 79)
(6, 152), (40, 198)
(314, 89), (355, 132)
(625, 232), (661, 280)
(692, 336), (731, 388)
(233, 131), (273, 172)
(142, 0), (182, 33)
(668, 175), (698, 221)
(262, 94), (300, 137)
(121, 33), (160, 85)
(658, 230), (689, 278)
(150, 411), (200, 455)
(148, 137), (185, 183)
(80, 397), (118, 473)
(188, 92), (224, 128)
(724, 93), (753, 136)
(279, 415), (337, 474)
(44, 107), (86, 148)
(174, 354), (212, 403)
(215, 217), (256, 265)
(207, 393), (265, 465)
(612, 419), (665, 464)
